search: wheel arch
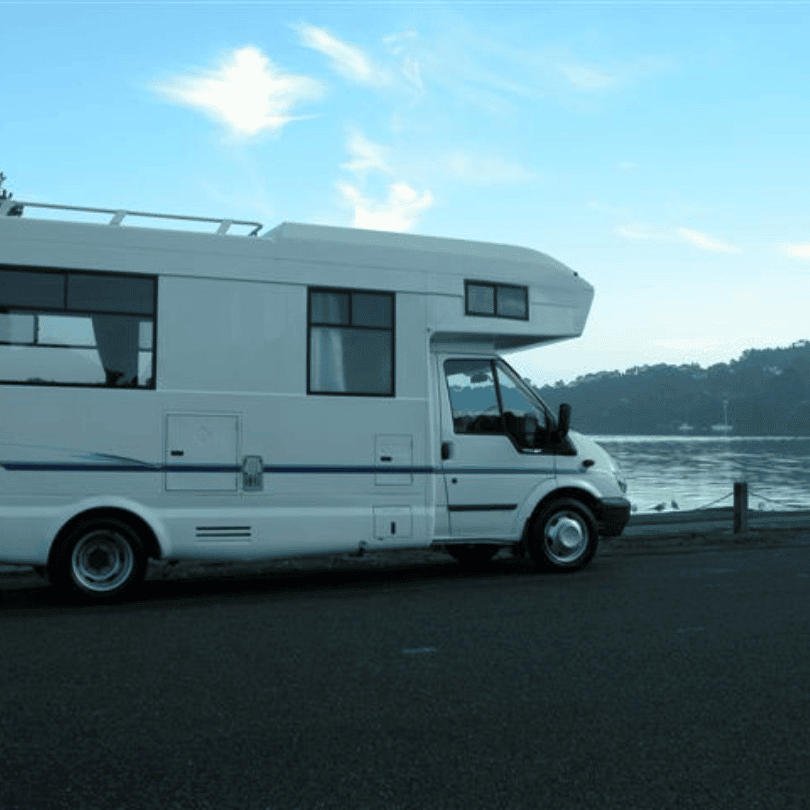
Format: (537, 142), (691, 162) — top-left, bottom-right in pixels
(520, 486), (603, 544)
(48, 505), (164, 568)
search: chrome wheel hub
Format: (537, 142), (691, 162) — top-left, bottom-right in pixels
(71, 530), (135, 593)
(544, 514), (587, 564)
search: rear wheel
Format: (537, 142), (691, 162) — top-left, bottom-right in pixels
(530, 499), (598, 572)
(48, 516), (147, 601)
(446, 544), (500, 568)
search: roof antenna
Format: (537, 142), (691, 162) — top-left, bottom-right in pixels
(0, 172), (24, 216)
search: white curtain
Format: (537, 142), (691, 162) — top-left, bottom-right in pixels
(310, 327), (347, 392)
(92, 314), (140, 386)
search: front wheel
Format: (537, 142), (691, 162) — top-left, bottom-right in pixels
(529, 499), (598, 572)
(48, 516), (147, 601)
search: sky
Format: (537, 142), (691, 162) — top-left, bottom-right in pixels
(2, 1), (809, 388)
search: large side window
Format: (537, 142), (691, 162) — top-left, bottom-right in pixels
(308, 288), (394, 396)
(0, 266), (156, 388)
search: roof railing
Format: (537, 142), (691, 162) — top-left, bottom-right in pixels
(0, 199), (263, 236)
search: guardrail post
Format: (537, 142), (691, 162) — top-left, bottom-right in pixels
(733, 481), (748, 533)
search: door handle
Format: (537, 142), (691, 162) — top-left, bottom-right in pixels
(441, 441), (453, 460)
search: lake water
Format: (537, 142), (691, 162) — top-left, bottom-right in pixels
(592, 436), (810, 514)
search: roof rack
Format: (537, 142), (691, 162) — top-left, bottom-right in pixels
(0, 199), (263, 236)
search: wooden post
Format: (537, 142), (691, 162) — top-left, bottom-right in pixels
(733, 481), (748, 533)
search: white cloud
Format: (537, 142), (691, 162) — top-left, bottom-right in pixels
(677, 227), (741, 254)
(338, 129), (432, 230)
(295, 24), (423, 95)
(337, 181), (433, 232)
(294, 24), (384, 86)
(150, 46), (323, 137)
(779, 243), (810, 259)
(289, 18), (675, 124)
(341, 131), (394, 176)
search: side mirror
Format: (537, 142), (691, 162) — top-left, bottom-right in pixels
(556, 403), (571, 440)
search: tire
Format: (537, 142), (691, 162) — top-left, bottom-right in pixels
(48, 516), (147, 601)
(447, 544), (500, 568)
(529, 499), (598, 572)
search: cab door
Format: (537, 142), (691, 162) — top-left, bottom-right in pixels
(436, 355), (556, 540)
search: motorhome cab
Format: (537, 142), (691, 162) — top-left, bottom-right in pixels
(0, 197), (630, 600)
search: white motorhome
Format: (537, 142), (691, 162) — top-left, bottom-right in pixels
(0, 197), (629, 600)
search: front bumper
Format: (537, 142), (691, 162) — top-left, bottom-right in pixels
(598, 497), (632, 537)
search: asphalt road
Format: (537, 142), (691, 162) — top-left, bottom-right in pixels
(1, 547), (809, 810)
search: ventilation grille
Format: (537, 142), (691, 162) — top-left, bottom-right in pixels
(195, 525), (253, 540)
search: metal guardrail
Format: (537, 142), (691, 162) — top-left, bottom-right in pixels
(629, 508), (810, 526)
(630, 483), (810, 533)
(636, 487), (809, 516)
(1, 199), (263, 236)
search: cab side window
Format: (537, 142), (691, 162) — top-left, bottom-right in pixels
(444, 359), (503, 434)
(444, 358), (552, 449)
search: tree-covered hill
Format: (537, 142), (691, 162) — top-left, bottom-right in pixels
(535, 340), (810, 436)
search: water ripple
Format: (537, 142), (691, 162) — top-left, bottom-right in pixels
(592, 436), (810, 514)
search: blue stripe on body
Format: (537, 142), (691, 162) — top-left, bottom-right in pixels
(0, 461), (557, 475)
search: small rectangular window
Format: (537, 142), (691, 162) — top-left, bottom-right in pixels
(310, 291), (350, 325)
(465, 281), (528, 321)
(308, 287), (394, 396)
(465, 283), (495, 316)
(351, 292), (393, 328)
(496, 285), (528, 319)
